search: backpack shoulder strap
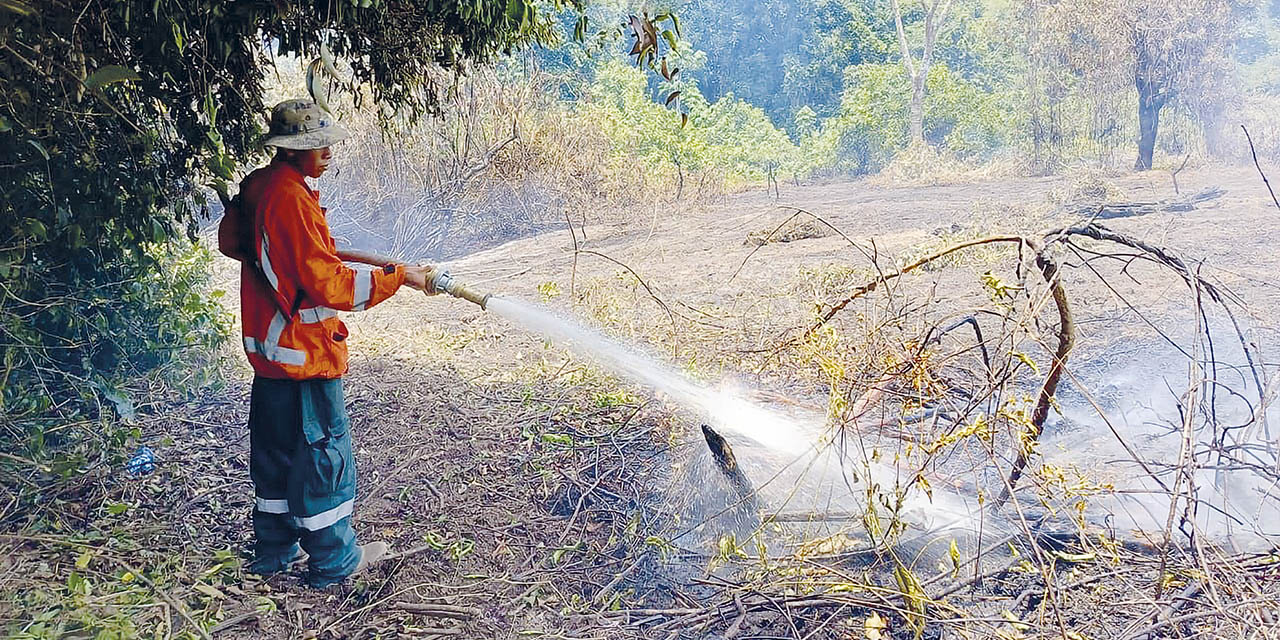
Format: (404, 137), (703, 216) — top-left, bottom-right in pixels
(221, 188), (302, 319)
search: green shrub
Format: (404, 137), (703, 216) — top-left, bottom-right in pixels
(1, 0), (573, 470)
(1, 238), (229, 452)
(579, 59), (810, 189)
(812, 62), (1017, 174)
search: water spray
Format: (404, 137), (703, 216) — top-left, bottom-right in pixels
(336, 247), (983, 542)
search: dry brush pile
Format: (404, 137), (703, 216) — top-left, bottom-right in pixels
(312, 65), (723, 263)
(546, 200), (1280, 638)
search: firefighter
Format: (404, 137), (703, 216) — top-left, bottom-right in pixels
(221, 99), (430, 587)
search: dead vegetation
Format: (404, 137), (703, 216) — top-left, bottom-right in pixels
(310, 65), (728, 263)
(745, 217), (835, 247)
(499, 166), (1280, 638)
(1062, 186), (1226, 220)
(0, 356), (687, 639)
(5, 167), (1280, 639)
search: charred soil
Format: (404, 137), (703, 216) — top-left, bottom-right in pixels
(5, 165), (1280, 639)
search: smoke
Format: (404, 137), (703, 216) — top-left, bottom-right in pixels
(489, 291), (1280, 559)
(1044, 326), (1280, 550)
(485, 295), (987, 554)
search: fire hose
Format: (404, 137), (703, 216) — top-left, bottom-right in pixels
(337, 248), (492, 309)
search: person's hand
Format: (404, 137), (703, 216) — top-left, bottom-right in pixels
(403, 265), (435, 294)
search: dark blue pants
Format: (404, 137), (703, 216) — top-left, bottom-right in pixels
(248, 377), (360, 587)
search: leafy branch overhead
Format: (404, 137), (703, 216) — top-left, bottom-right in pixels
(0, 0), (681, 433)
(301, 8), (687, 129)
(626, 11), (687, 126)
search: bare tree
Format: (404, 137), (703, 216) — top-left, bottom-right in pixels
(891, 0), (955, 146)
(1040, 0), (1245, 171)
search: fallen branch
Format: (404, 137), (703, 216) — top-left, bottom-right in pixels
(811, 234), (1027, 333)
(701, 424), (760, 515)
(210, 611), (258, 635)
(392, 602), (480, 620)
(1064, 187), (1224, 220)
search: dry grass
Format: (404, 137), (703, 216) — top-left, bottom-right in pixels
(866, 143), (1030, 188)
(8, 165), (1280, 639)
(745, 218), (835, 247)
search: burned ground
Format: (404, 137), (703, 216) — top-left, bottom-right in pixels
(4, 166), (1280, 639)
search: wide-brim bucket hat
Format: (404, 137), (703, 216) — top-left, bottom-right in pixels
(262, 99), (349, 150)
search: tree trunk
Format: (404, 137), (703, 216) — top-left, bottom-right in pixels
(909, 72), (926, 144)
(1133, 28), (1169, 172)
(1135, 94), (1162, 171)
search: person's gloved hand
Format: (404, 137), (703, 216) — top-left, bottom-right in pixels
(403, 265), (436, 294)
(421, 267), (442, 296)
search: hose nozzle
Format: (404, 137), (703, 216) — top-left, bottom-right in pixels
(428, 269), (491, 309)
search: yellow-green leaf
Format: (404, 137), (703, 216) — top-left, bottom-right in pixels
(540, 433), (572, 446)
(0, 0), (35, 15)
(1011, 351), (1040, 374)
(1052, 550), (1097, 563)
(254, 596), (277, 613)
(194, 583), (227, 600)
(864, 611), (887, 639)
(948, 539), (961, 578)
(84, 65), (141, 91)
(661, 29), (678, 52)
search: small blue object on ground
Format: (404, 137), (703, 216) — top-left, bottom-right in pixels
(127, 446), (156, 476)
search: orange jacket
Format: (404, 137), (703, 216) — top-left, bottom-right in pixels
(234, 160), (404, 379)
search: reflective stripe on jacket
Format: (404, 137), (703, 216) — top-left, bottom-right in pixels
(238, 160), (405, 379)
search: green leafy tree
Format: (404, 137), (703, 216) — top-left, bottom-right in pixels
(0, 0), (644, 451)
(580, 58), (806, 187)
(675, 0), (811, 122)
(780, 0), (894, 120)
(814, 60), (1012, 173)
(675, 0), (898, 127)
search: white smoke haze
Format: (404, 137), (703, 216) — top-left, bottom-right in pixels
(486, 297), (983, 541)
(486, 294), (1112, 567)
(1047, 337), (1280, 550)
(488, 290), (1280, 560)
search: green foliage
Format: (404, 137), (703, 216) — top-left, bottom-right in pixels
(674, 0), (813, 120)
(1, 238), (229, 425)
(780, 0), (895, 120)
(16, 572), (147, 640)
(676, 0), (896, 126)
(810, 62), (1016, 174)
(10, 542), (248, 639)
(0, 0), (587, 471)
(581, 59), (807, 185)
(569, 0), (1274, 179)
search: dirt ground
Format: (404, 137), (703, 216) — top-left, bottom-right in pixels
(6, 165), (1280, 639)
